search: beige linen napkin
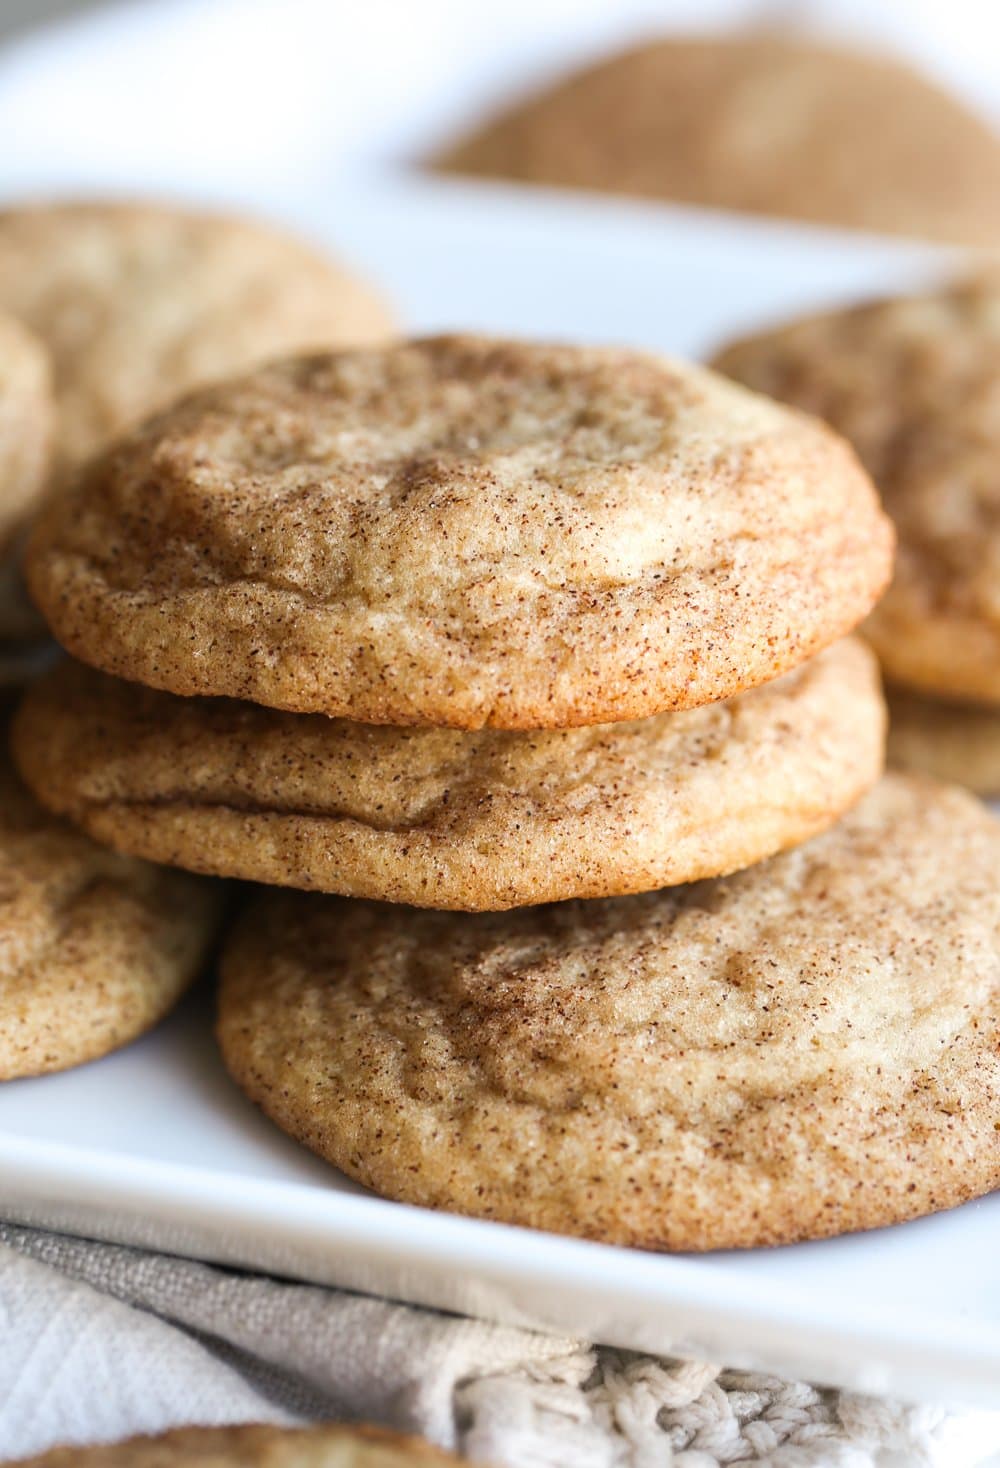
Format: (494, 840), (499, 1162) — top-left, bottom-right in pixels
(2, 1224), (1000, 1467)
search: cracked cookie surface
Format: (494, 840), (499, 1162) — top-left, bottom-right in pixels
(0, 200), (392, 485)
(714, 275), (1000, 705)
(13, 641), (884, 909)
(0, 744), (222, 1079)
(26, 336), (892, 728)
(218, 773), (1000, 1250)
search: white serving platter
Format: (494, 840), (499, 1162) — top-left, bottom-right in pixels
(1, 176), (996, 1410)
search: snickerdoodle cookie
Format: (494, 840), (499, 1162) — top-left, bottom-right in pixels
(0, 200), (393, 485)
(887, 689), (1000, 797)
(218, 773), (1000, 1251)
(714, 277), (1000, 705)
(0, 747), (221, 1080)
(436, 36), (1000, 245)
(11, 1423), (467, 1468)
(25, 336), (892, 729)
(12, 639), (884, 909)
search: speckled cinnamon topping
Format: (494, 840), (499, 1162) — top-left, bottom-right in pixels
(13, 641), (884, 909)
(26, 336), (892, 729)
(218, 773), (1000, 1252)
(714, 275), (1000, 705)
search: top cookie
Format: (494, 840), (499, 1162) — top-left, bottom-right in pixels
(12, 1423), (467, 1468)
(436, 36), (1000, 245)
(25, 336), (892, 728)
(713, 276), (1000, 705)
(0, 311), (52, 554)
(0, 201), (393, 484)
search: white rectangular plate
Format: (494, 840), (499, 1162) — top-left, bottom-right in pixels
(2, 178), (995, 1410)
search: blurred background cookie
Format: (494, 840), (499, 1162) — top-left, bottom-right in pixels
(713, 274), (1000, 794)
(435, 35), (1000, 245)
(886, 688), (1000, 797)
(0, 199), (394, 648)
(0, 200), (394, 486)
(714, 275), (1000, 706)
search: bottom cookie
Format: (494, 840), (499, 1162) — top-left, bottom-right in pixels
(888, 687), (1000, 796)
(11, 1422), (466, 1467)
(218, 773), (1000, 1252)
(0, 749), (222, 1080)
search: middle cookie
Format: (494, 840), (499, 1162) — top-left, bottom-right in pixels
(13, 640), (884, 910)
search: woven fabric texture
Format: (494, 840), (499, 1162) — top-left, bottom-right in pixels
(2, 1225), (1000, 1466)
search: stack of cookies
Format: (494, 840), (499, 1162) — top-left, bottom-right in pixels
(8, 321), (1000, 1252)
(713, 273), (1000, 801)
